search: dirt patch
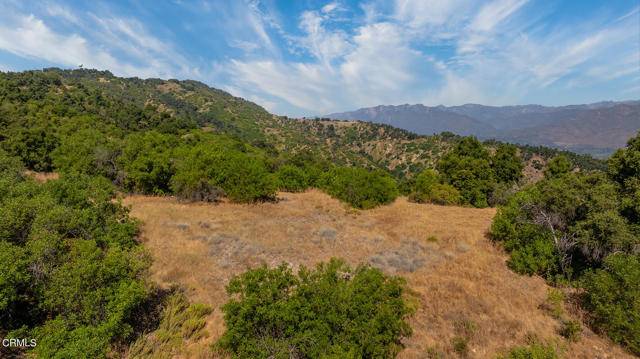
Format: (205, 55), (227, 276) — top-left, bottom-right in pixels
(156, 81), (183, 93)
(124, 190), (632, 358)
(23, 170), (59, 182)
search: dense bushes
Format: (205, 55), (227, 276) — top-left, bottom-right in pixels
(275, 164), (311, 192)
(171, 139), (276, 203)
(320, 167), (399, 209)
(582, 254), (640, 353)
(544, 155), (572, 179)
(491, 171), (635, 278)
(0, 154), (151, 358)
(409, 169), (461, 205)
(119, 131), (178, 194)
(216, 259), (412, 358)
(437, 138), (523, 208)
(492, 133), (640, 354)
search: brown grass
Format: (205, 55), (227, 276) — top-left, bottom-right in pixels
(123, 190), (632, 358)
(23, 170), (59, 182)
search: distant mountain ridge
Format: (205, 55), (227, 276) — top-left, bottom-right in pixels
(327, 101), (640, 157)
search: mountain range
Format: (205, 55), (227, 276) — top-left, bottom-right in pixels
(327, 101), (640, 157)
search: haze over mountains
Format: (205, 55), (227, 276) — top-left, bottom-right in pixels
(327, 101), (640, 157)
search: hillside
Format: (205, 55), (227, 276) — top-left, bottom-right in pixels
(0, 68), (603, 180)
(1, 68), (638, 358)
(324, 104), (494, 137)
(327, 101), (640, 157)
(123, 191), (633, 358)
(500, 104), (640, 157)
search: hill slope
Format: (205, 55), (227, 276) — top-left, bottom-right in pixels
(124, 191), (634, 358)
(0, 68), (604, 179)
(328, 102), (640, 157)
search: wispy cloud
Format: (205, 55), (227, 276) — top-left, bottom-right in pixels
(0, 0), (637, 115)
(0, 3), (197, 79)
(218, 0), (639, 114)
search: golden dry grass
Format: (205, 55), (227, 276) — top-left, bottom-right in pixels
(23, 170), (59, 182)
(123, 190), (632, 358)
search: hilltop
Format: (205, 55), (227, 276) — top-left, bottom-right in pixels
(0, 68), (603, 180)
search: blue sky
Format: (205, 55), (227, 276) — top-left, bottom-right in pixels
(0, 0), (638, 116)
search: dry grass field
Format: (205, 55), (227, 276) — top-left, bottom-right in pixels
(123, 190), (633, 358)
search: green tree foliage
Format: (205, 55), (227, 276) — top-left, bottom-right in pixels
(1, 117), (59, 171)
(216, 259), (412, 358)
(409, 169), (461, 205)
(492, 135), (640, 354)
(438, 137), (496, 208)
(582, 254), (640, 354)
(275, 164), (310, 192)
(437, 137), (525, 208)
(544, 155), (572, 179)
(608, 132), (640, 225)
(0, 155), (150, 358)
(171, 139), (276, 203)
(491, 172), (636, 278)
(51, 116), (122, 177)
(320, 167), (399, 209)
(493, 144), (524, 184)
(119, 131), (178, 194)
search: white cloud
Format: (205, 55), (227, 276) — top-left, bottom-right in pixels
(297, 10), (352, 66)
(217, 0), (640, 115)
(321, 1), (340, 14)
(44, 3), (80, 24)
(0, 0), (635, 116)
(0, 5), (199, 80)
(469, 0), (528, 32)
(458, 0), (528, 54)
(394, 0), (471, 28)
(0, 14), (118, 70)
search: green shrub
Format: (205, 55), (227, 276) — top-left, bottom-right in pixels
(216, 259), (412, 358)
(451, 318), (477, 357)
(497, 342), (559, 359)
(544, 155), (572, 179)
(542, 289), (565, 319)
(0, 163), (150, 358)
(275, 165), (310, 192)
(321, 167), (399, 209)
(559, 319), (581, 342)
(1, 118), (59, 171)
(171, 143), (276, 203)
(582, 254), (640, 354)
(492, 144), (524, 184)
(51, 117), (121, 177)
(428, 183), (462, 205)
(491, 172), (637, 279)
(492, 135), (640, 355)
(437, 137), (524, 208)
(409, 169), (461, 205)
(119, 131), (178, 194)
(438, 137), (494, 208)
(608, 132), (640, 225)
(452, 336), (469, 357)
(410, 169), (439, 202)
(488, 182), (517, 207)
